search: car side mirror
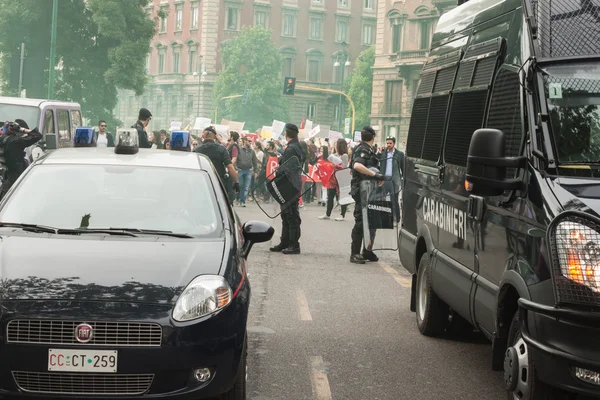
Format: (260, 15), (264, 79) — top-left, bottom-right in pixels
(45, 133), (57, 150)
(241, 220), (274, 259)
(466, 128), (526, 197)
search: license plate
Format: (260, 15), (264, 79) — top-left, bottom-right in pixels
(48, 349), (117, 373)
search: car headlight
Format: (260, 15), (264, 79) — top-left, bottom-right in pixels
(173, 275), (232, 322)
(555, 220), (600, 292)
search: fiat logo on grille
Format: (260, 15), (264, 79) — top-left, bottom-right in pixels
(75, 323), (93, 343)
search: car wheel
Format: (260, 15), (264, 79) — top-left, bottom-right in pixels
(219, 335), (247, 400)
(504, 312), (574, 400)
(415, 253), (449, 337)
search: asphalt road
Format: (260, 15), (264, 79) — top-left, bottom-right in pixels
(236, 201), (506, 400)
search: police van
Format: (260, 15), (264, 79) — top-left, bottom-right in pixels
(399, 0), (600, 398)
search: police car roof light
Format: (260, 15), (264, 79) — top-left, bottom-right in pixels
(170, 131), (190, 149)
(114, 128), (139, 155)
(74, 127), (95, 146)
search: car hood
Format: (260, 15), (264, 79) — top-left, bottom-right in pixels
(0, 235), (226, 304)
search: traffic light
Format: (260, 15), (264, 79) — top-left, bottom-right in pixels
(242, 89), (250, 105)
(283, 77), (296, 95)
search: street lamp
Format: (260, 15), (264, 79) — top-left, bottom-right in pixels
(335, 52), (351, 132)
(192, 62), (207, 117)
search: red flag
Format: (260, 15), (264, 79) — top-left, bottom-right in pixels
(300, 117), (305, 130)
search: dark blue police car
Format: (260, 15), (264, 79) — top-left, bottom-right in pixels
(0, 130), (273, 399)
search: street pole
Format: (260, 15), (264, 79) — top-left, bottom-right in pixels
(337, 54), (345, 132)
(18, 43), (25, 96)
(47, 0), (58, 99)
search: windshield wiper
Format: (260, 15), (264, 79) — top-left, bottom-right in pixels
(108, 228), (194, 238)
(0, 222), (57, 234)
(56, 228), (138, 237)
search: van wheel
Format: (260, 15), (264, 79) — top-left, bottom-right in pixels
(504, 313), (573, 400)
(219, 334), (247, 400)
(415, 253), (448, 337)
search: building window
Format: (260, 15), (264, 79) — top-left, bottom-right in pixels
(186, 94), (194, 116)
(173, 52), (180, 73)
(156, 96), (163, 114)
(336, 20), (348, 43)
(333, 104), (341, 121)
(175, 9), (183, 31)
(158, 53), (165, 74)
(283, 14), (296, 37)
(362, 24), (374, 45)
(160, 11), (167, 32)
(188, 49), (196, 73)
(312, 0), (322, 4)
(282, 57), (293, 77)
(307, 59), (320, 82)
(307, 103), (316, 120)
(420, 21), (431, 50)
(310, 17), (322, 40)
(365, 0), (374, 9)
(392, 24), (402, 53)
(338, 0), (349, 7)
(255, 10), (267, 28)
(191, 5), (199, 29)
(385, 80), (402, 113)
(145, 55), (151, 74)
(226, 7), (239, 30)
(171, 95), (179, 118)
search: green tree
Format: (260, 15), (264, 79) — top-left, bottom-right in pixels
(213, 26), (289, 132)
(0, 0), (158, 127)
(344, 47), (375, 132)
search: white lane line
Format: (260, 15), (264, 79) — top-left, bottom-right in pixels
(381, 263), (412, 288)
(310, 356), (333, 400)
(296, 290), (313, 321)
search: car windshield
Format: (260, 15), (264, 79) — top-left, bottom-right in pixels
(0, 164), (223, 238)
(544, 62), (600, 164)
(0, 104), (40, 129)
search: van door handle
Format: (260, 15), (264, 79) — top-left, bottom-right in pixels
(438, 166), (445, 182)
(467, 196), (485, 221)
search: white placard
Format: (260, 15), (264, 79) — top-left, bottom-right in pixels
(328, 131), (343, 141)
(271, 120), (286, 137)
(353, 131), (362, 142)
(309, 125), (320, 139)
(169, 121), (182, 131)
(193, 117), (212, 131)
(305, 120), (313, 131)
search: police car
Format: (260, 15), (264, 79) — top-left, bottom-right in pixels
(0, 129), (274, 399)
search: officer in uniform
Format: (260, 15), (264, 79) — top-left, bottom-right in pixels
(269, 123), (305, 255)
(350, 126), (384, 264)
(195, 126), (240, 196)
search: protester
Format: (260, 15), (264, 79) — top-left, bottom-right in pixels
(269, 123), (305, 255)
(237, 136), (259, 207)
(132, 108), (152, 149)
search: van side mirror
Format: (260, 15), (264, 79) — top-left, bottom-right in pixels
(241, 220), (275, 259)
(466, 128), (526, 196)
(45, 133), (57, 150)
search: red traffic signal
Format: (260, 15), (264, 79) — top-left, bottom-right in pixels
(283, 77), (296, 95)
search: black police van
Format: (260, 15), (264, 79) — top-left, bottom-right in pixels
(399, 0), (600, 398)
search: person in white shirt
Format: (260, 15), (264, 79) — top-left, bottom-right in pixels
(96, 120), (114, 147)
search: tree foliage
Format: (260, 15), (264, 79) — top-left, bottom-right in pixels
(0, 0), (157, 127)
(213, 26), (289, 131)
(345, 47), (375, 131)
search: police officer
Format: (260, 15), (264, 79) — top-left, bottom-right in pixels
(350, 126), (384, 264)
(0, 120), (42, 199)
(269, 123), (305, 255)
(195, 126), (240, 196)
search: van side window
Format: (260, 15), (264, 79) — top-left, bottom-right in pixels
(56, 109), (71, 141)
(444, 38), (504, 167)
(406, 50), (460, 161)
(71, 110), (82, 132)
(42, 110), (54, 134)
(486, 68), (522, 177)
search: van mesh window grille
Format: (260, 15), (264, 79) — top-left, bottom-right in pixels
(530, 0), (600, 58)
(418, 72), (436, 96)
(425, 50), (461, 71)
(487, 69), (522, 178)
(472, 57), (498, 87)
(464, 38), (502, 59)
(455, 61), (476, 89)
(434, 67), (457, 93)
(548, 213), (600, 307)
(444, 90), (489, 166)
(406, 98), (430, 158)
(422, 95), (450, 162)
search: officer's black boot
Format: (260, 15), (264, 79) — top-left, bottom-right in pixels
(350, 254), (366, 264)
(362, 250), (379, 262)
(269, 243), (288, 252)
(282, 244), (300, 255)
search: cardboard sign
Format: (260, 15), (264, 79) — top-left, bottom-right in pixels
(354, 131), (362, 142)
(329, 131), (343, 141)
(272, 120), (286, 137)
(193, 117), (212, 131)
(169, 121), (182, 131)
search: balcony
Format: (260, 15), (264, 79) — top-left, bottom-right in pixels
(372, 101), (414, 117)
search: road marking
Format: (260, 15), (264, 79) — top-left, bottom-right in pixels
(310, 356), (332, 400)
(381, 263), (412, 288)
(296, 290), (313, 321)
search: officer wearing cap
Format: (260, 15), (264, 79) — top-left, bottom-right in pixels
(349, 126), (384, 264)
(269, 123), (305, 255)
(195, 126), (240, 197)
(132, 108), (152, 149)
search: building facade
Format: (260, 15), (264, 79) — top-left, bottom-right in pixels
(369, 0), (456, 145)
(115, 0), (376, 131)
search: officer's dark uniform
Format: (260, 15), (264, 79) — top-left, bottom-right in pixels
(350, 141), (380, 257)
(0, 128), (42, 199)
(273, 135), (305, 252)
(194, 139), (232, 185)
